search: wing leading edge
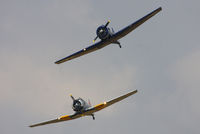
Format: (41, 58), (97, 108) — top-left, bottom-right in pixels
(29, 114), (81, 128)
(85, 90), (138, 114)
(54, 40), (110, 64)
(112, 7), (162, 40)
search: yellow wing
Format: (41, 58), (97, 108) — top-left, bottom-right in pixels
(84, 90), (138, 115)
(29, 114), (81, 128)
(29, 90), (137, 127)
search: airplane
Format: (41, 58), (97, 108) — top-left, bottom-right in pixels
(55, 7), (162, 64)
(29, 90), (137, 127)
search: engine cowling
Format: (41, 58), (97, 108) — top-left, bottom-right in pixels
(72, 99), (84, 112)
(96, 25), (110, 40)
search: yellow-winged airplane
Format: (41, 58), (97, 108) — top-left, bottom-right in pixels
(29, 90), (137, 127)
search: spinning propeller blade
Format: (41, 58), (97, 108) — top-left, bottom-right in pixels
(70, 94), (75, 101)
(105, 20), (110, 27)
(93, 36), (98, 43)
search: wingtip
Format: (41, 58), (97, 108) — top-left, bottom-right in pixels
(133, 89), (138, 94)
(55, 61), (61, 64)
(157, 7), (162, 11)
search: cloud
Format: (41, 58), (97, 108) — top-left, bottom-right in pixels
(167, 49), (200, 133)
(170, 49), (200, 115)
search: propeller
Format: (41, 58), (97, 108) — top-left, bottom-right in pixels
(70, 94), (75, 101)
(93, 20), (111, 43)
(93, 36), (98, 43)
(105, 20), (110, 27)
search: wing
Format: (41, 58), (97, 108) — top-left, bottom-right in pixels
(55, 40), (109, 64)
(112, 7), (162, 40)
(29, 114), (81, 128)
(84, 90), (138, 115)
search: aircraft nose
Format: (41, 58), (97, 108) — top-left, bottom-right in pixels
(99, 29), (104, 33)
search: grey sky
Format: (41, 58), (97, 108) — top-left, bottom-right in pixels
(0, 0), (200, 134)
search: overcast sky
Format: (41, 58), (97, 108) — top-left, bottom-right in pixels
(0, 0), (200, 134)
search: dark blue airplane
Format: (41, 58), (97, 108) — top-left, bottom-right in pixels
(55, 7), (162, 64)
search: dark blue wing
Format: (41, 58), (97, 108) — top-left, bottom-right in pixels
(55, 40), (110, 64)
(111, 7), (162, 41)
